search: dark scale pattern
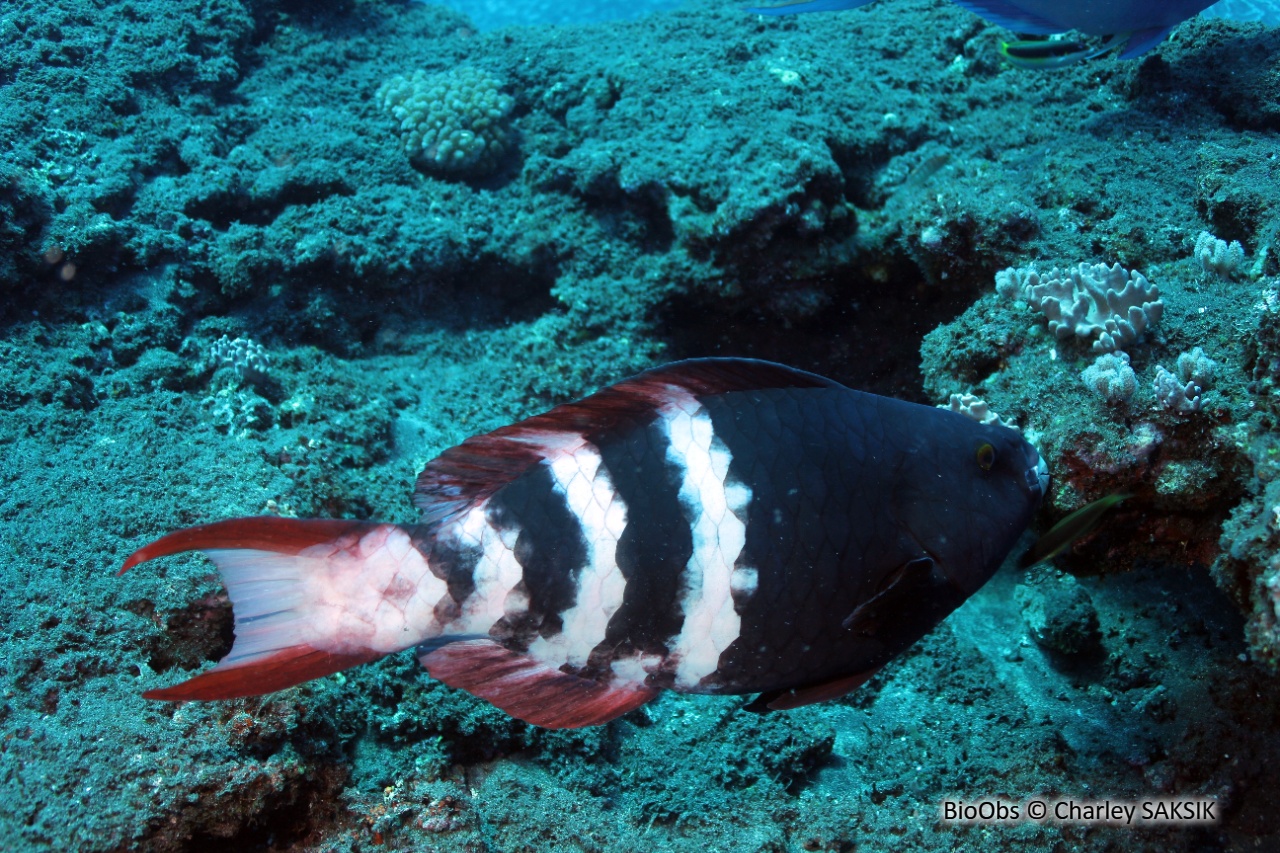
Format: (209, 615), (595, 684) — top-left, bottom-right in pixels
(405, 360), (1038, 705)
(484, 462), (588, 650)
(702, 387), (929, 693)
(414, 527), (481, 627)
(588, 417), (692, 679)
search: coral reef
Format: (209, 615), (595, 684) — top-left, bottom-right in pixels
(377, 67), (516, 178)
(4, 0), (1280, 849)
(208, 335), (271, 385)
(1194, 230), (1246, 278)
(922, 212), (1262, 670)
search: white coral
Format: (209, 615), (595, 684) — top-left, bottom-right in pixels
(1151, 346), (1217, 414)
(1176, 345), (1217, 389)
(1081, 351), (1137, 403)
(1194, 231), (1245, 278)
(994, 266), (1029, 300)
(378, 67), (515, 177)
(209, 335), (270, 383)
(1153, 365), (1203, 413)
(940, 393), (1016, 429)
(998, 262), (1163, 353)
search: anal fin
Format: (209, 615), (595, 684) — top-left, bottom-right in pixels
(419, 639), (658, 729)
(745, 666), (884, 712)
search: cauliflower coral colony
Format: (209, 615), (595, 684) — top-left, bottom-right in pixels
(925, 247), (1280, 670)
(378, 67), (515, 177)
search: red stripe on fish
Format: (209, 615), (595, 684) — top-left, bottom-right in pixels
(118, 517), (381, 575)
(143, 645), (382, 701)
(412, 358), (835, 529)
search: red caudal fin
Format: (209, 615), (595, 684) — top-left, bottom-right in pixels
(118, 517), (378, 575)
(121, 517), (417, 700)
(143, 645), (382, 701)
(420, 639), (659, 729)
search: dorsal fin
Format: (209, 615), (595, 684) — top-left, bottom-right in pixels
(412, 358), (840, 530)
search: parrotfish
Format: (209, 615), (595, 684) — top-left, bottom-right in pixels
(749, 0), (1221, 66)
(122, 359), (1047, 728)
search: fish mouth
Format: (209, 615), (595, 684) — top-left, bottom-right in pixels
(1026, 451), (1049, 504)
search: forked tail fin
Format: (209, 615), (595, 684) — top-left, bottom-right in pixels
(120, 517), (421, 700)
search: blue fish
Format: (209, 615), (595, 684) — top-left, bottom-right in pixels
(749, 0), (1222, 65)
(121, 359), (1046, 728)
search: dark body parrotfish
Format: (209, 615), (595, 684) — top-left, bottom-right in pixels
(122, 359), (1047, 729)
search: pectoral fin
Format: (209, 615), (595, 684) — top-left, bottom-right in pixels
(744, 557), (947, 714)
(841, 556), (941, 636)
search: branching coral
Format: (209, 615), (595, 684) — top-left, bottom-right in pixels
(1153, 366), (1203, 413)
(939, 393), (1016, 429)
(1194, 231), (1245, 278)
(1153, 346), (1218, 414)
(997, 262), (1163, 353)
(1081, 351), (1138, 403)
(209, 334), (270, 384)
(378, 68), (515, 178)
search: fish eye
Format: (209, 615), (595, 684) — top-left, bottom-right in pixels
(975, 442), (996, 471)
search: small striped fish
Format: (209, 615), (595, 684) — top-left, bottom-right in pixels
(122, 359), (1047, 728)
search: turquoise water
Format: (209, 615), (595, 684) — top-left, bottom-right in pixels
(1205, 0), (1280, 23)
(3, 0), (1280, 850)
(433, 0), (1280, 29)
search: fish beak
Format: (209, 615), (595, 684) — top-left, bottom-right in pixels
(1028, 453), (1050, 504)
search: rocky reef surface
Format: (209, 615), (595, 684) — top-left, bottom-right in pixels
(3, 0), (1280, 849)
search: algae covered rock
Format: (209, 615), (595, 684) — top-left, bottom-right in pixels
(1015, 569), (1102, 658)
